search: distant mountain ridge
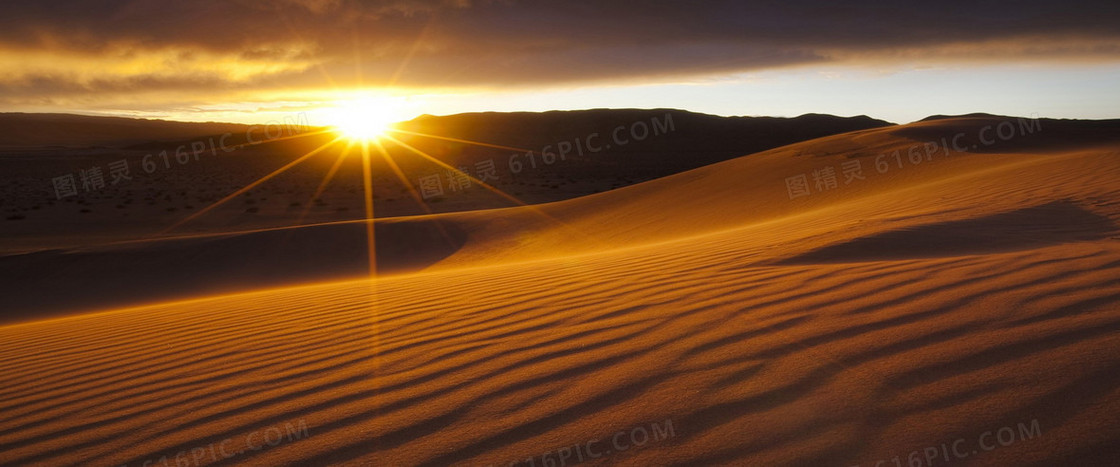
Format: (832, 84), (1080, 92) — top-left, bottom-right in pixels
(0, 109), (894, 151)
(391, 109), (896, 179)
(0, 113), (254, 148)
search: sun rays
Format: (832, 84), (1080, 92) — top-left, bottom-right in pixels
(154, 106), (586, 280)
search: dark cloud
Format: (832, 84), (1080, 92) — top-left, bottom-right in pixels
(0, 0), (1118, 102)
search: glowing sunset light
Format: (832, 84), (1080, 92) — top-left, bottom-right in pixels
(3, 2), (1120, 467)
(322, 96), (408, 142)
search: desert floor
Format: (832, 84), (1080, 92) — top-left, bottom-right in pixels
(1, 116), (1119, 466)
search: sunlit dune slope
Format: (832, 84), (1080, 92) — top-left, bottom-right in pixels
(427, 115), (1120, 267)
(1, 116), (1119, 465)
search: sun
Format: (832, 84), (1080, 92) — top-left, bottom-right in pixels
(323, 96), (403, 142)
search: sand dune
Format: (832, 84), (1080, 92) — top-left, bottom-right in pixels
(0, 218), (466, 318)
(1, 116), (1119, 465)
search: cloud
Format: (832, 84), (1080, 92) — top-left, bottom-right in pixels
(0, 0), (1118, 105)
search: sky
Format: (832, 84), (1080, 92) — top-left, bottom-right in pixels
(1, 0), (1118, 125)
